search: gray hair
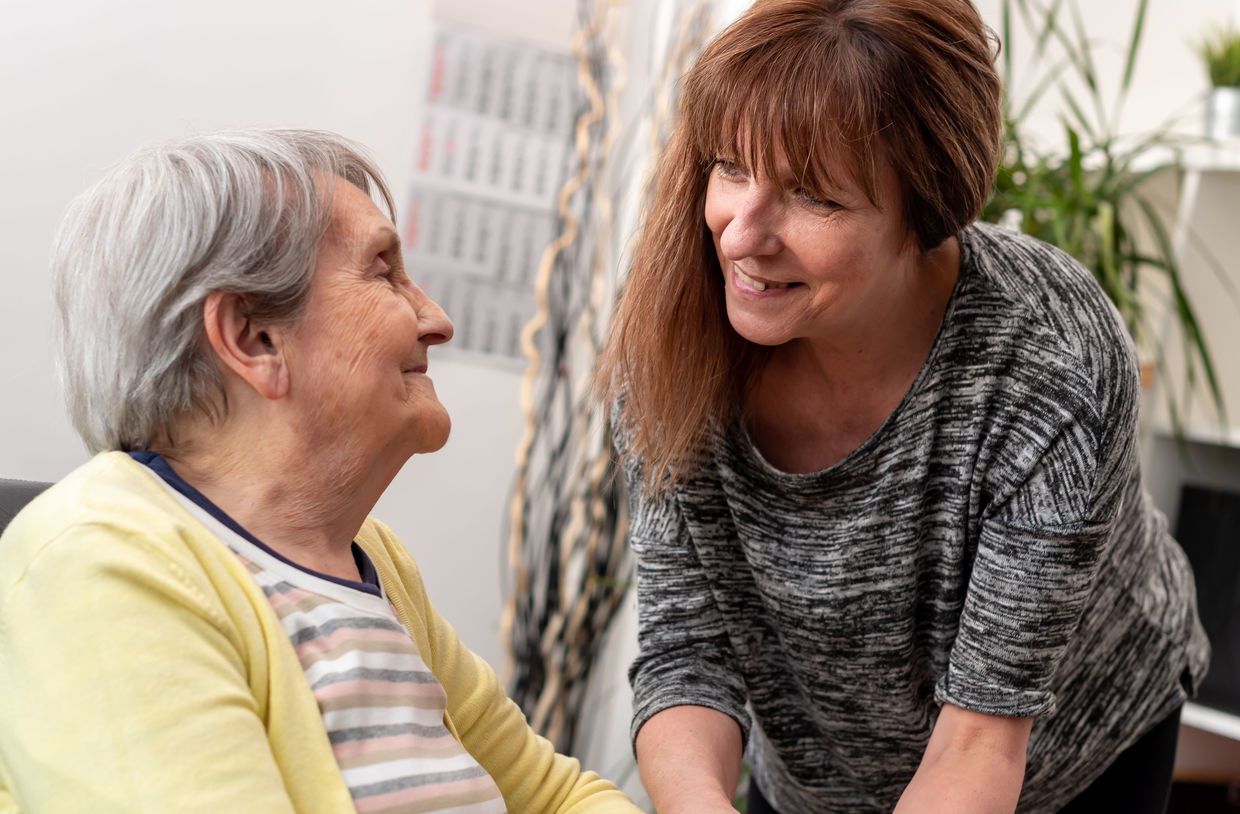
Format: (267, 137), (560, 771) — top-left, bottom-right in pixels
(51, 128), (395, 453)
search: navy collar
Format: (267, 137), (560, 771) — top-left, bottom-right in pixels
(129, 451), (382, 595)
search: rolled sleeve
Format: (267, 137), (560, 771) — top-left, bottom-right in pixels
(937, 517), (1111, 717)
(939, 384), (1116, 719)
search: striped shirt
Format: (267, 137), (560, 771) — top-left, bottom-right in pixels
(135, 453), (506, 814)
(623, 223), (1210, 813)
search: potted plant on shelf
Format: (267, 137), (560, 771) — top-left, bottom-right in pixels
(1197, 25), (1240, 140)
(982, 0), (1223, 429)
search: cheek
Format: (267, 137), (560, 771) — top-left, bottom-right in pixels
(343, 328), (387, 382)
(793, 234), (875, 297)
(298, 297), (397, 395)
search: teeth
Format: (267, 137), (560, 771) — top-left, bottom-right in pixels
(735, 267), (791, 292)
(738, 269), (766, 291)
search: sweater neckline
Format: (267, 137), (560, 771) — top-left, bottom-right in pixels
(734, 225), (977, 484)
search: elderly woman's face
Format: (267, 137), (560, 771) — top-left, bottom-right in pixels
(282, 180), (454, 458)
(704, 151), (920, 348)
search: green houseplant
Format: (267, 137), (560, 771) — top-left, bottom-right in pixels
(982, 0), (1223, 428)
(1197, 25), (1240, 139)
(1198, 25), (1240, 88)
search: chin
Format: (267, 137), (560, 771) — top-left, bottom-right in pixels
(412, 411), (452, 454)
(726, 308), (792, 347)
(724, 299), (793, 347)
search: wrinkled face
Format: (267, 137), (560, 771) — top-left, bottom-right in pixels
(704, 151), (920, 348)
(283, 180), (454, 460)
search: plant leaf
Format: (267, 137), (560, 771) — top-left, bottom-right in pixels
(1002, 0), (1013, 90)
(1066, 0), (1099, 94)
(1120, 0), (1149, 94)
(1133, 194), (1226, 422)
(1011, 54), (1081, 126)
(1027, 0), (1066, 58)
(1059, 85), (1099, 142)
(1065, 123), (1085, 192)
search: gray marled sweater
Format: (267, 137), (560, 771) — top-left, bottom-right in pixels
(623, 222), (1210, 813)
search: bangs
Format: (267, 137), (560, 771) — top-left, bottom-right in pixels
(682, 20), (887, 206)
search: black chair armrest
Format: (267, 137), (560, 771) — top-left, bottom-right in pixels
(0, 479), (53, 535)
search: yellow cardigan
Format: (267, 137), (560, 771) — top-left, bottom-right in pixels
(0, 452), (640, 814)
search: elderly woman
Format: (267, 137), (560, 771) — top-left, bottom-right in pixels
(599, 1), (1208, 813)
(0, 130), (640, 814)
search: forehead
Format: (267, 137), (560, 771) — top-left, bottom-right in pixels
(324, 179), (397, 252)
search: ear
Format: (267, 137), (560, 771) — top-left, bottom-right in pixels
(201, 292), (290, 401)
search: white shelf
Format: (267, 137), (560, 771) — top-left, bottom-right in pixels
(1181, 142), (1240, 173)
(1122, 142), (1240, 174)
(1183, 702), (1240, 741)
(1147, 421), (1240, 451)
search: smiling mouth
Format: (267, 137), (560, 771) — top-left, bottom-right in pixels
(733, 266), (799, 293)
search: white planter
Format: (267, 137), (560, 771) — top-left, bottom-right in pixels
(1206, 87), (1240, 140)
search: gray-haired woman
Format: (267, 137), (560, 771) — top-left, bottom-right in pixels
(0, 129), (640, 814)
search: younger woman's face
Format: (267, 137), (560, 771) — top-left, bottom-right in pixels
(704, 150), (923, 349)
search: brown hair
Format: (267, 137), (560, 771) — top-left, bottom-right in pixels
(598, 0), (1003, 491)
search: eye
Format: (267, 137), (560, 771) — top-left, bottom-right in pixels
(368, 254), (406, 287)
(368, 255), (392, 277)
(713, 158), (747, 181)
(794, 187), (841, 210)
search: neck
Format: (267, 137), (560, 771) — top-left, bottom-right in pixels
(158, 411), (402, 581)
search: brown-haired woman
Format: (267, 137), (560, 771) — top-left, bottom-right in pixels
(598, 1), (1208, 812)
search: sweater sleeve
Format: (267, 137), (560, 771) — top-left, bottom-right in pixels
(937, 361), (1128, 719)
(379, 527), (640, 814)
(623, 456), (751, 748)
(0, 523), (297, 814)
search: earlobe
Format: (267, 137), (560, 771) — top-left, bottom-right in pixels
(202, 293), (290, 401)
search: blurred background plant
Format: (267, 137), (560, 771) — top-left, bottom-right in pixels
(1196, 24), (1240, 141)
(1197, 25), (1240, 88)
(981, 0), (1225, 429)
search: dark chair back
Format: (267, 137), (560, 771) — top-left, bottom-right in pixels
(0, 479), (52, 535)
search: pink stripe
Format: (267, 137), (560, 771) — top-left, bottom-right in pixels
(354, 774), (501, 811)
(265, 586), (326, 612)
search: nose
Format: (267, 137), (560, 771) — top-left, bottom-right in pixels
(717, 187), (782, 261)
(414, 287), (454, 346)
